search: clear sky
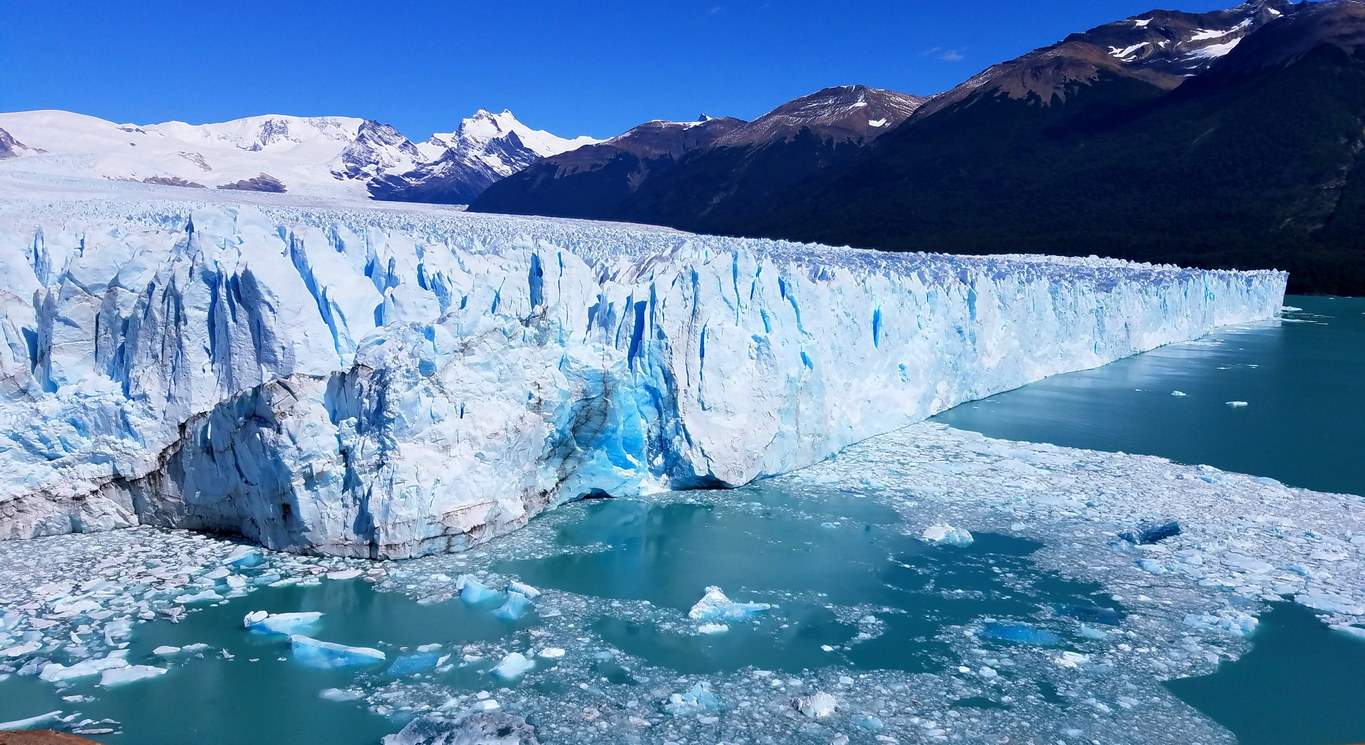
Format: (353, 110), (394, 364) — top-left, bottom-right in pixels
(3, 0), (1242, 140)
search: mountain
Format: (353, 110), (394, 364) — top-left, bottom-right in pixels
(0, 109), (595, 202)
(471, 86), (924, 225)
(730, 0), (1365, 295)
(367, 109), (599, 204)
(471, 115), (747, 219)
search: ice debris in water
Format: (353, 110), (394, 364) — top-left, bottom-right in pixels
(40, 652), (130, 682)
(243, 610), (323, 635)
(792, 691), (839, 719)
(1226, 401), (1250, 408)
(921, 524), (974, 547)
(489, 652), (535, 681)
(663, 682), (720, 717)
(0, 711), (63, 730)
(536, 648), (565, 659)
(288, 635), (386, 669)
(506, 581), (541, 599)
(687, 586), (772, 622)
(1119, 520), (1181, 545)
(383, 712), (539, 745)
(1171, 390), (1188, 397)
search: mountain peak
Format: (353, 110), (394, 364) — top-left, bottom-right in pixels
(716, 85), (926, 147)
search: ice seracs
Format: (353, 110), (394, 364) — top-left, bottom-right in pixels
(0, 181), (1286, 557)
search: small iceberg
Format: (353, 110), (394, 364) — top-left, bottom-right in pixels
(1119, 520), (1181, 545)
(289, 635), (386, 669)
(982, 623), (1062, 646)
(100, 665), (167, 687)
(688, 586), (772, 623)
(489, 652), (535, 681)
(491, 592), (534, 622)
(388, 653), (447, 677)
(0, 710), (63, 730)
(244, 610), (324, 635)
(792, 692), (838, 719)
(457, 575), (501, 605)
(663, 682), (720, 717)
(921, 524), (974, 547)
(1226, 401), (1249, 408)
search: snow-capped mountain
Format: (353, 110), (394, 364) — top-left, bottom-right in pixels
(918, 0), (1296, 116)
(367, 109), (600, 205)
(714, 85), (926, 147)
(0, 109), (596, 202)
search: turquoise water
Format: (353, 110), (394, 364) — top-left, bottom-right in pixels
(498, 488), (1118, 677)
(0, 580), (527, 745)
(933, 296), (1365, 497)
(1168, 604), (1365, 745)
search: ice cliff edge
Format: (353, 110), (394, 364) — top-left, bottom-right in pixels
(0, 194), (1287, 557)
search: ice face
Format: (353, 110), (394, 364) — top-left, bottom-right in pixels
(0, 190), (1287, 557)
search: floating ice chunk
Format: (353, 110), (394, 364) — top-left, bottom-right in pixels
(320, 688), (363, 702)
(1171, 391), (1188, 397)
(457, 576), (501, 605)
(174, 589), (224, 604)
(1182, 612), (1259, 636)
(0, 711), (62, 730)
(244, 611), (324, 635)
(388, 653), (447, 677)
(327, 569), (364, 581)
(507, 581), (541, 599)
(1054, 604), (1121, 626)
(688, 586), (772, 622)
(289, 635), (386, 669)
(537, 647), (566, 659)
(1, 641), (42, 658)
(1119, 520), (1181, 545)
(100, 665), (167, 686)
(982, 623), (1062, 646)
(1137, 559), (1168, 575)
(40, 652), (130, 682)
(1330, 624), (1365, 642)
(1297, 592), (1365, 616)
(491, 592), (534, 622)
(663, 682), (720, 716)
(1226, 401), (1249, 408)
(489, 652), (535, 681)
(792, 692), (839, 719)
(921, 524), (974, 547)
(223, 547), (264, 567)
(698, 623), (729, 634)
(152, 646), (182, 657)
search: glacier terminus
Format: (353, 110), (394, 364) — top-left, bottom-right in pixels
(0, 183), (1286, 558)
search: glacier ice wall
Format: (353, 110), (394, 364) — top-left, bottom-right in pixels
(0, 195), (1287, 557)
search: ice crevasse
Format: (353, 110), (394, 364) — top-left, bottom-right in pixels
(0, 194), (1287, 558)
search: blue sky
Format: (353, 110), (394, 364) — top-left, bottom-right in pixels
(3, 1), (1241, 139)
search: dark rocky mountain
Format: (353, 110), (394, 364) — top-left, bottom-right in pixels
(0, 128), (35, 160)
(735, 0), (1365, 295)
(471, 116), (746, 219)
(477, 0), (1365, 295)
(470, 86), (923, 225)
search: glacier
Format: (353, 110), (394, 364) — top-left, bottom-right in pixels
(0, 184), (1287, 558)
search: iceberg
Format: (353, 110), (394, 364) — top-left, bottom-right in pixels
(0, 189), (1286, 557)
(288, 635), (386, 669)
(491, 592), (534, 622)
(489, 651), (535, 681)
(457, 576), (501, 605)
(688, 586), (772, 622)
(921, 524), (974, 547)
(243, 610), (324, 635)
(663, 682), (720, 717)
(99, 664), (167, 686)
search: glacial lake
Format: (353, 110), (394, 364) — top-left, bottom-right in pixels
(933, 295), (1365, 498)
(1, 296), (1361, 745)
